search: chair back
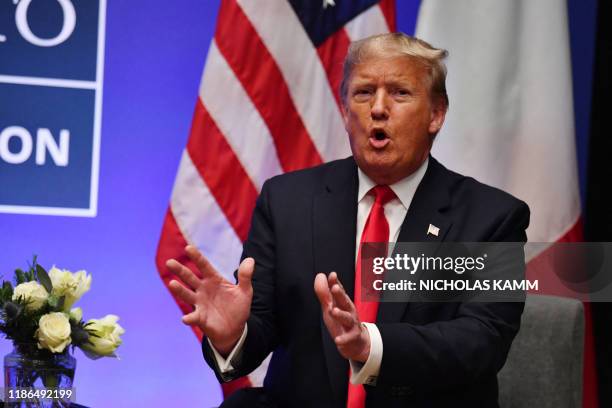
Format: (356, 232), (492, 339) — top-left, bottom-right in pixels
(498, 294), (584, 408)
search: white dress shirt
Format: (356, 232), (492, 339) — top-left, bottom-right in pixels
(210, 158), (430, 386)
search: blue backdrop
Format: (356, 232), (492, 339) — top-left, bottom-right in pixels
(0, 1), (597, 406)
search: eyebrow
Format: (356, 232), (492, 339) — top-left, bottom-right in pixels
(350, 76), (415, 88)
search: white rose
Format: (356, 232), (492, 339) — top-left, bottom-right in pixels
(36, 312), (72, 353)
(12, 281), (48, 312)
(48, 267), (91, 310)
(82, 315), (125, 358)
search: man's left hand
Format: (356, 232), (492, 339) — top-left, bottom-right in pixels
(314, 272), (370, 363)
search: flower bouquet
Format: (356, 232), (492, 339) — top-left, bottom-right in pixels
(0, 257), (125, 407)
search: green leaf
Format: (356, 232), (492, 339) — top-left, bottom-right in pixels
(36, 264), (53, 293)
(29, 255), (38, 273)
(56, 295), (65, 311)
(15, 270), (26, 284)
(0, 281), (13, 303)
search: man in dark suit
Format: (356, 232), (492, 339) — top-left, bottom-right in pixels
(166, 33), (529, 407)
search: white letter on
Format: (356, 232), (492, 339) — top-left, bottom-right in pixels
(15, 0), (76, 47)
(0, 126), (33, 164)
(372, 257), (384, 275)
(36, 128), (70, 166)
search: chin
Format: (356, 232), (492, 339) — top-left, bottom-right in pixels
(363, 152), (395, 169)
(360, 161), (396, 183)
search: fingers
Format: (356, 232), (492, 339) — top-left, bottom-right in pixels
(168, 280), (197, 305)
(328, 272), (353, 310)
(330, 281), (354, 313)
(318, 273), (370, 361)
(316, 272), (355, 314)
(334, 324), (366, 348)
(237, 257), (255, 292)
(328, 271), (341, 288)
(182, 309), (200, 326)
(185, 245), (220, 279)
(334, 331), (359, 347)
(166, 259), (201, 290)
(331, 306), (355, 328)
(314, 273), (332, 308)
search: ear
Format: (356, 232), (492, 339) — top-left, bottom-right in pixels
(428, 99), (447, 134)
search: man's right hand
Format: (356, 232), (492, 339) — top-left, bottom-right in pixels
(166, 245), (254, 356)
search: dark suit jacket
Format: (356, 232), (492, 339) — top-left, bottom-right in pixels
(203, 156), (530, 407)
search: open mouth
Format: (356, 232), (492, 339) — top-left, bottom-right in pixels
(369, 129), (390, 148)
(373, 129), (387, 141)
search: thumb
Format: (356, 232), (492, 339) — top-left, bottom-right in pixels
(237, 257), (255, 291)
(314, 273), (332, 308)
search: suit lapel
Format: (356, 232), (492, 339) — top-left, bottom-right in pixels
(378, 157), (453, 323)
(313, 158), (358, 404)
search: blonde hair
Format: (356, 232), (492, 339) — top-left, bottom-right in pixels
(340, 33), (449, 107)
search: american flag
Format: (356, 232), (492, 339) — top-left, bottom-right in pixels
(155, 0), (395, 396)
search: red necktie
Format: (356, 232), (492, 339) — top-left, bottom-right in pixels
(347, 185), (396, 408)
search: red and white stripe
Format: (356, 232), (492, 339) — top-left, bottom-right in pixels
(156, 0), (394, 395)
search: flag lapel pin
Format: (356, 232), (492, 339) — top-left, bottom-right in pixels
(427, 224), (440, 237)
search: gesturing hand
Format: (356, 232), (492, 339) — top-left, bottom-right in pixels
(166, 245), (254, 356)
(314, 272), (370, 363)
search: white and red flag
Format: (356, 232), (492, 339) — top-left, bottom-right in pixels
(155, 0), (396, 397)
(416, 0), (597, 406)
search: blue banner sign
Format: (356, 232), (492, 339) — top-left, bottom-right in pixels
(0, 0), (106, 216)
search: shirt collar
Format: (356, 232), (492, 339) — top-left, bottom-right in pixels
(357, 157), (429, 210)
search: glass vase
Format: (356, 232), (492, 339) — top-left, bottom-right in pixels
(3, 344), (76, 407)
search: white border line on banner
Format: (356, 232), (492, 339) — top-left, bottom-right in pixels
(88, 0), (106, 218)
(0, 75), (96, 89)
(0, 205), (95, 217)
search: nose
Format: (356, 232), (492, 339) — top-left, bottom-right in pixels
(370, 89), (389, 120)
